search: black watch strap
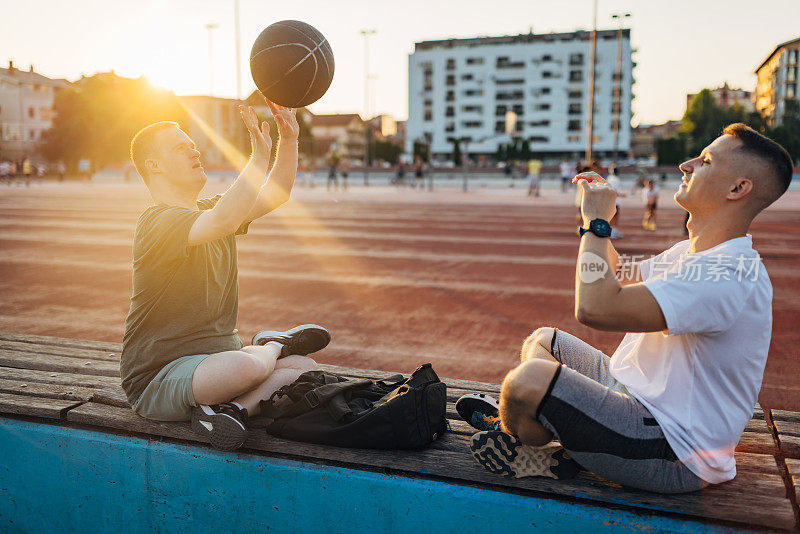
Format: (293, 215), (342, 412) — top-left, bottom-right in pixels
(578, 219), (612, 238)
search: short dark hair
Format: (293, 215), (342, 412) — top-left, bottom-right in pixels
(723, 123), (794, 199)
(130, 121), (179, 181)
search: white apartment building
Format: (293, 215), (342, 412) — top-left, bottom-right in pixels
(755, 37), (799, 127)
(406, 29), (633, 162)
(0, 61), (69, 162)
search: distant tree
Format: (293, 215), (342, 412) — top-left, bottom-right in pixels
(412, 140), (429, 163)
(373, 138), (402, 164)
(495, 143), (507, 164)
(767, 99), (800, 164)
(681, 89), (729, 154)
(450, 138), (462, 166)
(520, 138), (532, 160)
(41, 74), (186, 171)
(656, 135), (688, 165)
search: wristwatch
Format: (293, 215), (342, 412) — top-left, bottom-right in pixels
(578, 218), (612, 238)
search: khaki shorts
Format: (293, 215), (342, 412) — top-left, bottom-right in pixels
(131, 354), (211, 422)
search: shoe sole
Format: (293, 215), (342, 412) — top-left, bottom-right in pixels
(252, 324), (331, 356)
(470, 431), (566, 479)
(191, 405), (248, 451)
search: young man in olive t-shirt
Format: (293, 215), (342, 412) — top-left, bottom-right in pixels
(122, 100), (330, 451)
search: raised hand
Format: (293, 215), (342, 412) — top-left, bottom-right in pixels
(577, 176), (617, 226)
(239, 105), (272, 160)
(265, 98), (300, 142)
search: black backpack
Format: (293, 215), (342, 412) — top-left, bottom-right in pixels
(259, 363), (447, 449)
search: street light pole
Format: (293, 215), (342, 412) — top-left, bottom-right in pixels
(585, 0), (598, 164)
(234, 0), (241, 100)
(611, 13), (631, 164)
(360, 29), (376, 186)
(205, 23), (219, 96)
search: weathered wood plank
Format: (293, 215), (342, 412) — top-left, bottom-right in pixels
(0, 350), (119, 377)
(773, 409), (800, 424)
(779, 434), (800, 460)
(91, 386), (130, 408)
(0, 366), (120, 389)
(785, 458), (800, 516)
(64, 401), (796, 530)
(0, 378), (96, 402)
(0, 340), (120, 362)
(0, 332), (121, 352)
(0, 392), (83, 419)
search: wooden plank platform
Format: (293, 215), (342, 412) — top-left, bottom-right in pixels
(1, 332), (798, 531)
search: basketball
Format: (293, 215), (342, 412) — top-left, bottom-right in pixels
(249, 20), (335, 108)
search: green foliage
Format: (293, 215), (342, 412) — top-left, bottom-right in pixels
(656, 135), (687, 165)
(767, 99), (800, 164)
(40, 74), (186, 171)
(681, 89), (730, 154)
(451, 138), (462, 166)
(495, 143), (507, 163)
(520, 138), (532, 160)
(373, 139), (402, 164)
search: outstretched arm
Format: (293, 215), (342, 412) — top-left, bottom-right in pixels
(243, 99), (300, 223)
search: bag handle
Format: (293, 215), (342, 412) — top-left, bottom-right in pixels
(261, 378), (372, 420)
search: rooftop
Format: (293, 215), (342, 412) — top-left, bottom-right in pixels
(414, 28), (630, 52)
(755, 36), (800, 74)
(0, 61), (69, 87)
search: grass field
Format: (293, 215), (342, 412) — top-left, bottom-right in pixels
(1, 180), (798, 411)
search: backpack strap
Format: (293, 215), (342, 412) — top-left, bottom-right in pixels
(261, 379), (373, 420)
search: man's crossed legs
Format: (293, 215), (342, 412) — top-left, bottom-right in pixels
(132, 325), (329, 451)
(463, 327), (707, 494)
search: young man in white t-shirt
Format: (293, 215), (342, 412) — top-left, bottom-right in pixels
(464, 124), (792, 493)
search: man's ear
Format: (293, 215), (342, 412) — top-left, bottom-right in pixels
(144, 158), (160, 175)
(728, 178), (753, 201)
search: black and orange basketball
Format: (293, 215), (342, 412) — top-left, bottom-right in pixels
(249, 20), (334, 108)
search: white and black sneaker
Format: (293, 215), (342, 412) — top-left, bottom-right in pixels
(191, 402), (249, 451)
(470, 431), (581, 480)
(455, 393), (502, 432)
(252, 324), (331, 358)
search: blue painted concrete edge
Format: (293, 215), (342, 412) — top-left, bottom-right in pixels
(0, 417), (749, 533)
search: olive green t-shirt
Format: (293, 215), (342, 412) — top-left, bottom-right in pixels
(120, 194), (250, 405)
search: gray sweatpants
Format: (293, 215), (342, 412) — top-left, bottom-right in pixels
(536, 329), (708, 494)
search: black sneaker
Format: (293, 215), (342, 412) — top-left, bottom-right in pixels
(191, 402), (249, 451)
(252, 324), (331, 358)
(470, 431), (581, 480)
(455, 393), (502, 431)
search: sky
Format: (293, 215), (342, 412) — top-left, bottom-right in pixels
(3, 0), (799, 126)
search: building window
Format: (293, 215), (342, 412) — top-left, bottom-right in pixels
(495, 105), (508, 116)
(569, 53), (584, 65)
(424, 99), (433, 121)
(461, 73), (474, 81)
(568, 135), (581, 142)
(569, 70), (583, 82)
(446, 74), (455, 86)
(464, 89), (484, 97)
(789, 50), (798, 64)
(788, 84), (797, 98)
(542, 71), (553, 78)
(462, 121), (482, 128)
(461, 105), (483, 113)
(445, 106), (455, 117)
(541, 54), (552, 62)
(445, 122), (455, 132)
(529, 120), (550, 127)
(529, 136), (549, 143)
(612, 72), (623, 81)
(568, 90), (582, 99)
(568, 103), (582, 115)
(446, 90), (455, 102)
(28, 107), (35, 119)
(568, 120), (582, 131)
(512, 104), (524, 115)
(611, 102), (621, 114)
(495, 121), (506, 133)
(423, 63), (433, 91)
(496, 90), (524, 101)
(535, 103), (551, 111)
(787, 67), (797, 82)
(446, 58), (456, 70)
(466, 57), (484, 65)
(497, 57), (524, 68)
(495, 78), (524, 85)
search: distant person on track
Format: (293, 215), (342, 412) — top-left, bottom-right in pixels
(121, 99), (329, 452)
(642, 179), (659, 231)
(460, 124), (791, 494)
(559, 159), (572, 193)
(327, 153), (340, 191)
(526, 158), (542, 197)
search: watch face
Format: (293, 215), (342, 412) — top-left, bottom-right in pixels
(591, 219), (612, 236)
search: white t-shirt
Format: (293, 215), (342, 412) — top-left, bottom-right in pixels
(610, 236), (772, 484)
(560, 162), (571, 177)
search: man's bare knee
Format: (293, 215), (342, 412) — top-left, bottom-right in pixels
(276, 355), (317, 372)
(499, 359), (558, 445)
(521, 327), (556, 362)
